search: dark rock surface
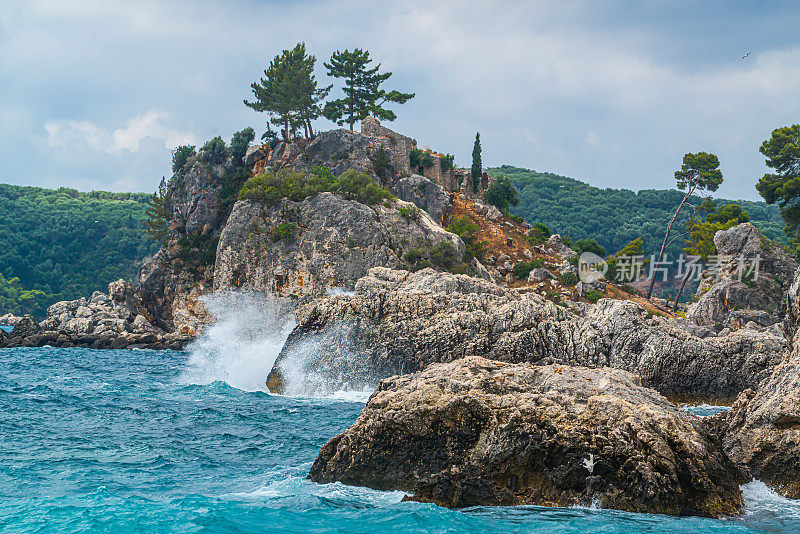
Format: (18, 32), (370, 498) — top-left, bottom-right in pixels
(309, 357), (744, 517)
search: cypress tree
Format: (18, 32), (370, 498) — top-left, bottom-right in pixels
(471, 132), (482, 193)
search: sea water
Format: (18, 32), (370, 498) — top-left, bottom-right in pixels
(1, 345), (800, 532)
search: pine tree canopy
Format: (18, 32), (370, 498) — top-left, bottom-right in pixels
(323, 48), (414, 130)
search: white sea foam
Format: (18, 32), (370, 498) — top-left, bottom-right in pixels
(741, 479), (800, 519)
(177, 291), (295, 392)
(326, 287), (356, 297)
(227, 475), (407, 506)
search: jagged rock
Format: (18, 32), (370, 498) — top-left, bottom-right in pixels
(309, 357), (744, 517)
(545, 235), (578, 259)
(361, 116), (414, 178)
(215, 194), (466, 299)
(167, 160), (225, 235)
(528, 267), (554, 282)
(714, 351), (800, 498)
(290, 129), (383, 181)
(267, 268), (785, 401)
(391, 175), (450, 224)
(0, 313), (21, 326)
(11, 315), (41, 337)
(686, 223), (797, 330)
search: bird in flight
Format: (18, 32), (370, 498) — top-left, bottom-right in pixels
(741, 51), (751, 60)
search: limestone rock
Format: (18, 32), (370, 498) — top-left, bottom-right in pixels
(391, 175), (450, 224)
(11, 315), (41, 337)
(267, 268), (784, 401)
(309, 357), (744, 517)
(0, 313), (21, 326)
(715, 353), (800, 498)
(214, 194), (465, 299)
(527, 267), (554, 283)
(546, 235), (578, 259)
(686, 223), (797, 330)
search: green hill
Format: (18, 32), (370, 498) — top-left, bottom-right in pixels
(0, 184), (158, 318)
(493, 165), (786, 256)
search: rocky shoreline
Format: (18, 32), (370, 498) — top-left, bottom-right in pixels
(0, 279), (196, 350)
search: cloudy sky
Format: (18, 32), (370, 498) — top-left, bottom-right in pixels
(1, 0), (799, 200)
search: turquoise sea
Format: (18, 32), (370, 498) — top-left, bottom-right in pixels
(1, 345), (799, 533)
(0, 325), (13, 332)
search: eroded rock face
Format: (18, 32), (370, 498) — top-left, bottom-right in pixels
(711, 265), (800, 497)
(290, 129), (387, 183)
(391, 175), (450, 224)
(716, 355), (800, 498)
(686, 223), (797, 331)
(167, 160), (225, 236)
(545, 234), (578, 259)
(267, 268), (785, 401)
(214, 194), (465, 299)
(309, 357), (744, 517)
(11, 315), (41, 337)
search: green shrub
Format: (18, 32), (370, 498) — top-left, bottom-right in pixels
(585, 289), (604, 303)
(572, 238), (606, 257)
(483, 175), (519, 213)
(560, 272), (578, 286)
(373, 144), (392, 178)
(440, 154), (455, 172)
(230, 127), (255, 163)
(510, 214), (525, 224)
(199, 136), (227, 165)
(446, 216), (487, 260)
(410, 148), (436, 169)
(527, 222), (551, 245)
(338, 169), (393, 205)
(403, 241), (464, 273)
(398, 205), (422, 220)
(512, 260), (543, 280)
(239, 166), (337, 206)
(619, 284), (639, 295)
(270, 222), (297, 242)
(172, 145), (196, 173)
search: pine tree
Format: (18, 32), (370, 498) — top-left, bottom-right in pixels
(323, 48), (414, 130)
(144, 177), (170, 247)
(646, 152), (723, 300)
(245, 43), (330, 141)
(471, 132), (482, 193)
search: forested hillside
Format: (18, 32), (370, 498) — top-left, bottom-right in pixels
(495, 165), (786, 256)
(0, 184), (158, 318)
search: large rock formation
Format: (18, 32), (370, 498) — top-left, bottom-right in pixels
(214, 194), (466, 299)
(309, 357), (744, 517)
(391, 175), (450, 224)
(708, 265), (800, 498)
(267, 268), (786, 401)
(686, 223), (797, 331)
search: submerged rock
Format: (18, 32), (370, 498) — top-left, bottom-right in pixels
(309, 357), (744, 517)
(267, 268), (785, 401)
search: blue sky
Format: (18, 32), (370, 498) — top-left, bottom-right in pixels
(1, 0), (799, 200)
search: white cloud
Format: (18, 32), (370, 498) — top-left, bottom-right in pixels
(45, 111), (195, 154)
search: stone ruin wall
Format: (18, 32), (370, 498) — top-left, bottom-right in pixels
(360, 116), (494, 196)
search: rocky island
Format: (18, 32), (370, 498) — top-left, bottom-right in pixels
(5, 116), (800, 520)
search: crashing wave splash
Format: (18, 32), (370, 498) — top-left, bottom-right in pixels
(178, 291), (295, 392)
